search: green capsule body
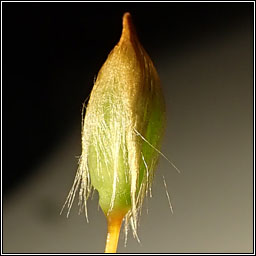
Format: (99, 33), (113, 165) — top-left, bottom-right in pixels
(83, 13), (166, 220)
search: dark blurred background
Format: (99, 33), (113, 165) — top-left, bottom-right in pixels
(3, 2), (253, 253)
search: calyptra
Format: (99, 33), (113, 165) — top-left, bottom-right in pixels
(62, 12), (166, 253)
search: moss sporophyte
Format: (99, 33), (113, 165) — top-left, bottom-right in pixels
(61, 13), (167, 253)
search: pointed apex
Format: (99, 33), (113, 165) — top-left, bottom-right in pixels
(121, 12), (137, 42)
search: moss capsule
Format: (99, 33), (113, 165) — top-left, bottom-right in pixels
(62, 12), (166, 253)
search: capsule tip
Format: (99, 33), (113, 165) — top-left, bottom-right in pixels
(121, 12), (136, 41)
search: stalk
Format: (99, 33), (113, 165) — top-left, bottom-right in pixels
(104, 215), (124, 253)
